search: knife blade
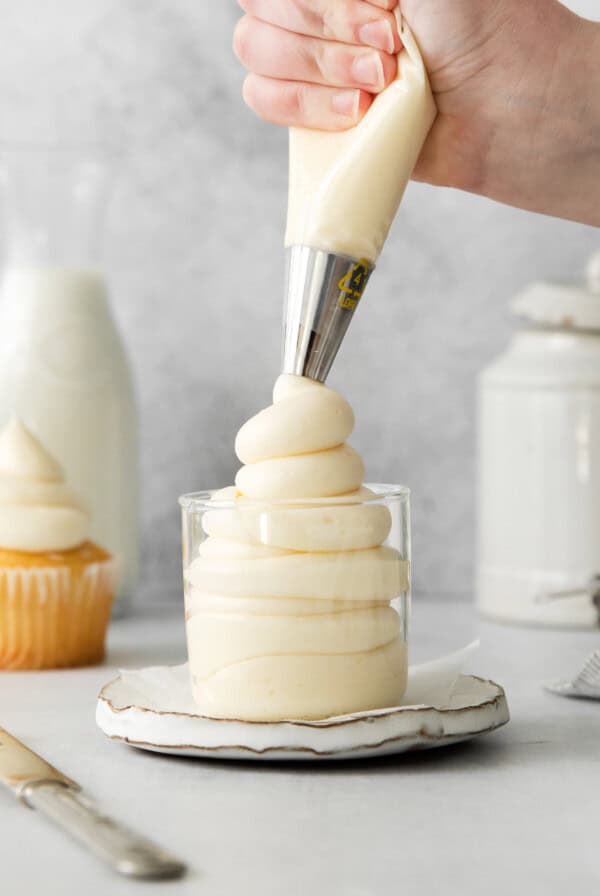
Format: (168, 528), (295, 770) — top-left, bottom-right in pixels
(0, 726), (76, 791)
(0, 727), (186, 880)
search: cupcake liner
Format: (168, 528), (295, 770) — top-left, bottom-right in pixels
(0, 558), (117, 670)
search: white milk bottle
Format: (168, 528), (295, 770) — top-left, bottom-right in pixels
(0, 146), (139, 614)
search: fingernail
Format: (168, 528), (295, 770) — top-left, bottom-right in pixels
(351, 52), (384, 89)
(359, 20), (395, 54)
(331, 89), (360, 119)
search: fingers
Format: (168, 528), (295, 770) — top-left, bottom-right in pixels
(243, 74), (373, 129)
(234, 17), (397, 92)
(237, 0), (402, 54)
(234, 1), (401, 130)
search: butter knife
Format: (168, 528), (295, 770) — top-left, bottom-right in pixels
(0, 726), (186, 879)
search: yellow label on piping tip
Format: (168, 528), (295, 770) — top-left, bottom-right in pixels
(338, 259), (373, 310)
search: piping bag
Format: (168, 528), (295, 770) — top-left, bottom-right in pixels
(282, 12), (437, 382)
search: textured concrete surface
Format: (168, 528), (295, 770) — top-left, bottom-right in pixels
(0, 1), (598, 602)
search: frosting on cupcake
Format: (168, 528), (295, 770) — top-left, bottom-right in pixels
(0, 417), (89, 552)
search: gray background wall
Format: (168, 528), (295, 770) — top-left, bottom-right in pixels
(0, 0), (598, 602)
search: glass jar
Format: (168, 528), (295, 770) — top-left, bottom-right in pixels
(0, 145), (139, 614)
(180, 484), (410, 721)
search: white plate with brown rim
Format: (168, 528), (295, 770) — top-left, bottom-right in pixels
(96, 651), (509, 762)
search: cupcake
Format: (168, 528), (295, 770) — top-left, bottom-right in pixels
(0, 417), (116, 669)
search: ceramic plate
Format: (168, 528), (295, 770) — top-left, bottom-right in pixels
(96, 660), (509, 761)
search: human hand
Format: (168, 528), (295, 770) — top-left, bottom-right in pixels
(234, 0), (403, 130)
(234, 0), (600, 226)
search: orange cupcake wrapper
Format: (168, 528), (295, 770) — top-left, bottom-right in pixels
(0, 559), (117, 670)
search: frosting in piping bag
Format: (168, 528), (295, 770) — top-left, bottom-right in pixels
(285, 15), (436, 261)
(186, 376), (408, 721)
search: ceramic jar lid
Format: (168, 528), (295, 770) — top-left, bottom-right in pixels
(512, 249), (600, 332)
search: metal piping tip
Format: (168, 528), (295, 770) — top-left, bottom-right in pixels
(282, 246), (374, 383)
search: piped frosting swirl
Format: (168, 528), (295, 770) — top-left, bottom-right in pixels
(186, 376), (408, 721)
(0, 417), (89, 552)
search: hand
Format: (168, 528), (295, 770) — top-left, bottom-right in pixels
(234, 0), (403, 130)
(398, 0), (599, 217)
(234, 0), (600, 226)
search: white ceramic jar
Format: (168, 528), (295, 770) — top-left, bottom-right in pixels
(476, 250), (600, 628)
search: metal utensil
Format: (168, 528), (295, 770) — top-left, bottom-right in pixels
(0, 726), (186, 879)
(545, 649), (600, 700)
(282, 246), (373, 382)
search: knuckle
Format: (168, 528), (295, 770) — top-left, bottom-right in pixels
(282, 83), (302, 120)
(321, 1), (362, 43)
(296, 83), (311, 120)
(232, 16), (252, 65)
(285, 82), (309, 122)
(241, 74), (253, 105)
(295, 0), (324, 35)
(242, 74), (259, 110)
(311, 40), (330, 82)
(348, 19), (364, 45)
(319, 0), (349, 40)
(320, 1), (351, 42)
(320, 7), (335, 41)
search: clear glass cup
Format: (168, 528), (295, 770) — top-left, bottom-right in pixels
(180, 484), (411, 721)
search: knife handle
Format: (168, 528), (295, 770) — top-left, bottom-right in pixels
(21, 781), (186, 880)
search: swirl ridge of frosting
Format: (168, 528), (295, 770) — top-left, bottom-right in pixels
(186, 376), (408, 721)
(0, 417), (89, 552)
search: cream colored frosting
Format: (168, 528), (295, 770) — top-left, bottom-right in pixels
(0, 417), (89, 552)
(285, 16), (436, 261)
(186, 376), (408, 721)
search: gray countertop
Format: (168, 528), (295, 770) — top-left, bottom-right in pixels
(1, 597), (599, 895)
